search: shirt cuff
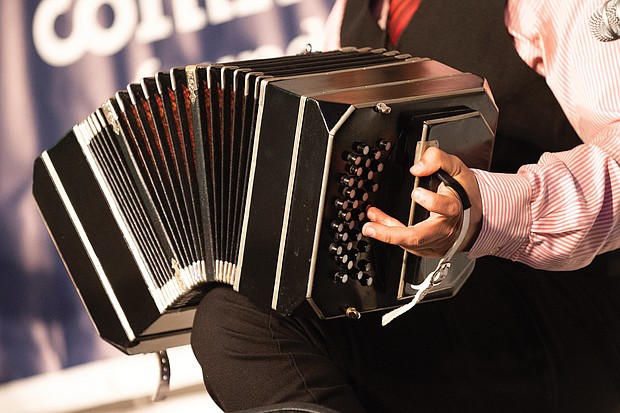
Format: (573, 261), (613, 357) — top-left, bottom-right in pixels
(468, 170), (532, 260)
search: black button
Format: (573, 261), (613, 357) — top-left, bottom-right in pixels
(330, 220), (345, 232)
(358, 259), (372, 272)
(353, 142), (370, 155)
(345, 152), (363, 165)
(378, 139), (392, 151)
(333, 271), (349, 284)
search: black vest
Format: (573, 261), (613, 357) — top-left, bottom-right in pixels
(341, 0), (581, 172)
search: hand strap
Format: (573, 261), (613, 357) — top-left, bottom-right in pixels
(382, 169), (471, 326)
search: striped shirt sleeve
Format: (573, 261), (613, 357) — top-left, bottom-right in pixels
(468, 0), (620, 270)
(323, 0), (620, 270)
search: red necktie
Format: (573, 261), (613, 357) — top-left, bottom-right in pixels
(387, 0), (422, 47)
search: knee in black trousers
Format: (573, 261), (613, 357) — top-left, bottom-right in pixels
(191, 286), (366, 413)
(192, 256), (620, 413)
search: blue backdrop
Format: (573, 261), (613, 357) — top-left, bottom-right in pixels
(0, 0), (335, 384)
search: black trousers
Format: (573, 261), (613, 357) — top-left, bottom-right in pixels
(191, 255), (620, 413)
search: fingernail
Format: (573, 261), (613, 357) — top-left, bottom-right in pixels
(362, 224), (375, 237)
(410, 163), (422, 175)
(412, 188), (423, 202)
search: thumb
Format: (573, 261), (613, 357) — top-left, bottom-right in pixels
(410, 146), (464, 178)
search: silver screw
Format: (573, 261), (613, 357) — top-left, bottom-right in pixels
(374, 102), (392, 114)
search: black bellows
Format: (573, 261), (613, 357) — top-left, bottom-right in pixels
(33, 48), (497, 354)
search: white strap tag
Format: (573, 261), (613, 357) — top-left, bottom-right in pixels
(382, 208), (471, 326)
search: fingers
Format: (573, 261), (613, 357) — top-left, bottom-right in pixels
(362, 207), (407, 246)
(365, 206), (405, 228)
(362, 206), (455, 256)
(362, 207), (404, 245)
(412, 186), (461, 218)
(362, 222), (422, 248)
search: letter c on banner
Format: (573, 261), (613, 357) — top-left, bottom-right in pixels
(33, 0), (138, 67)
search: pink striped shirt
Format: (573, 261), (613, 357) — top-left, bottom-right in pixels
(324, 0), (620, 271)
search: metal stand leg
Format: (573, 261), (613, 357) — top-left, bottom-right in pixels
(152, 350), (171, 402)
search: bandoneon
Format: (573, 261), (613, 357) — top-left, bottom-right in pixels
(33, 48), (497, 354)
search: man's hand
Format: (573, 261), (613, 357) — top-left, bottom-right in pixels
(361, 147), (482, 257)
